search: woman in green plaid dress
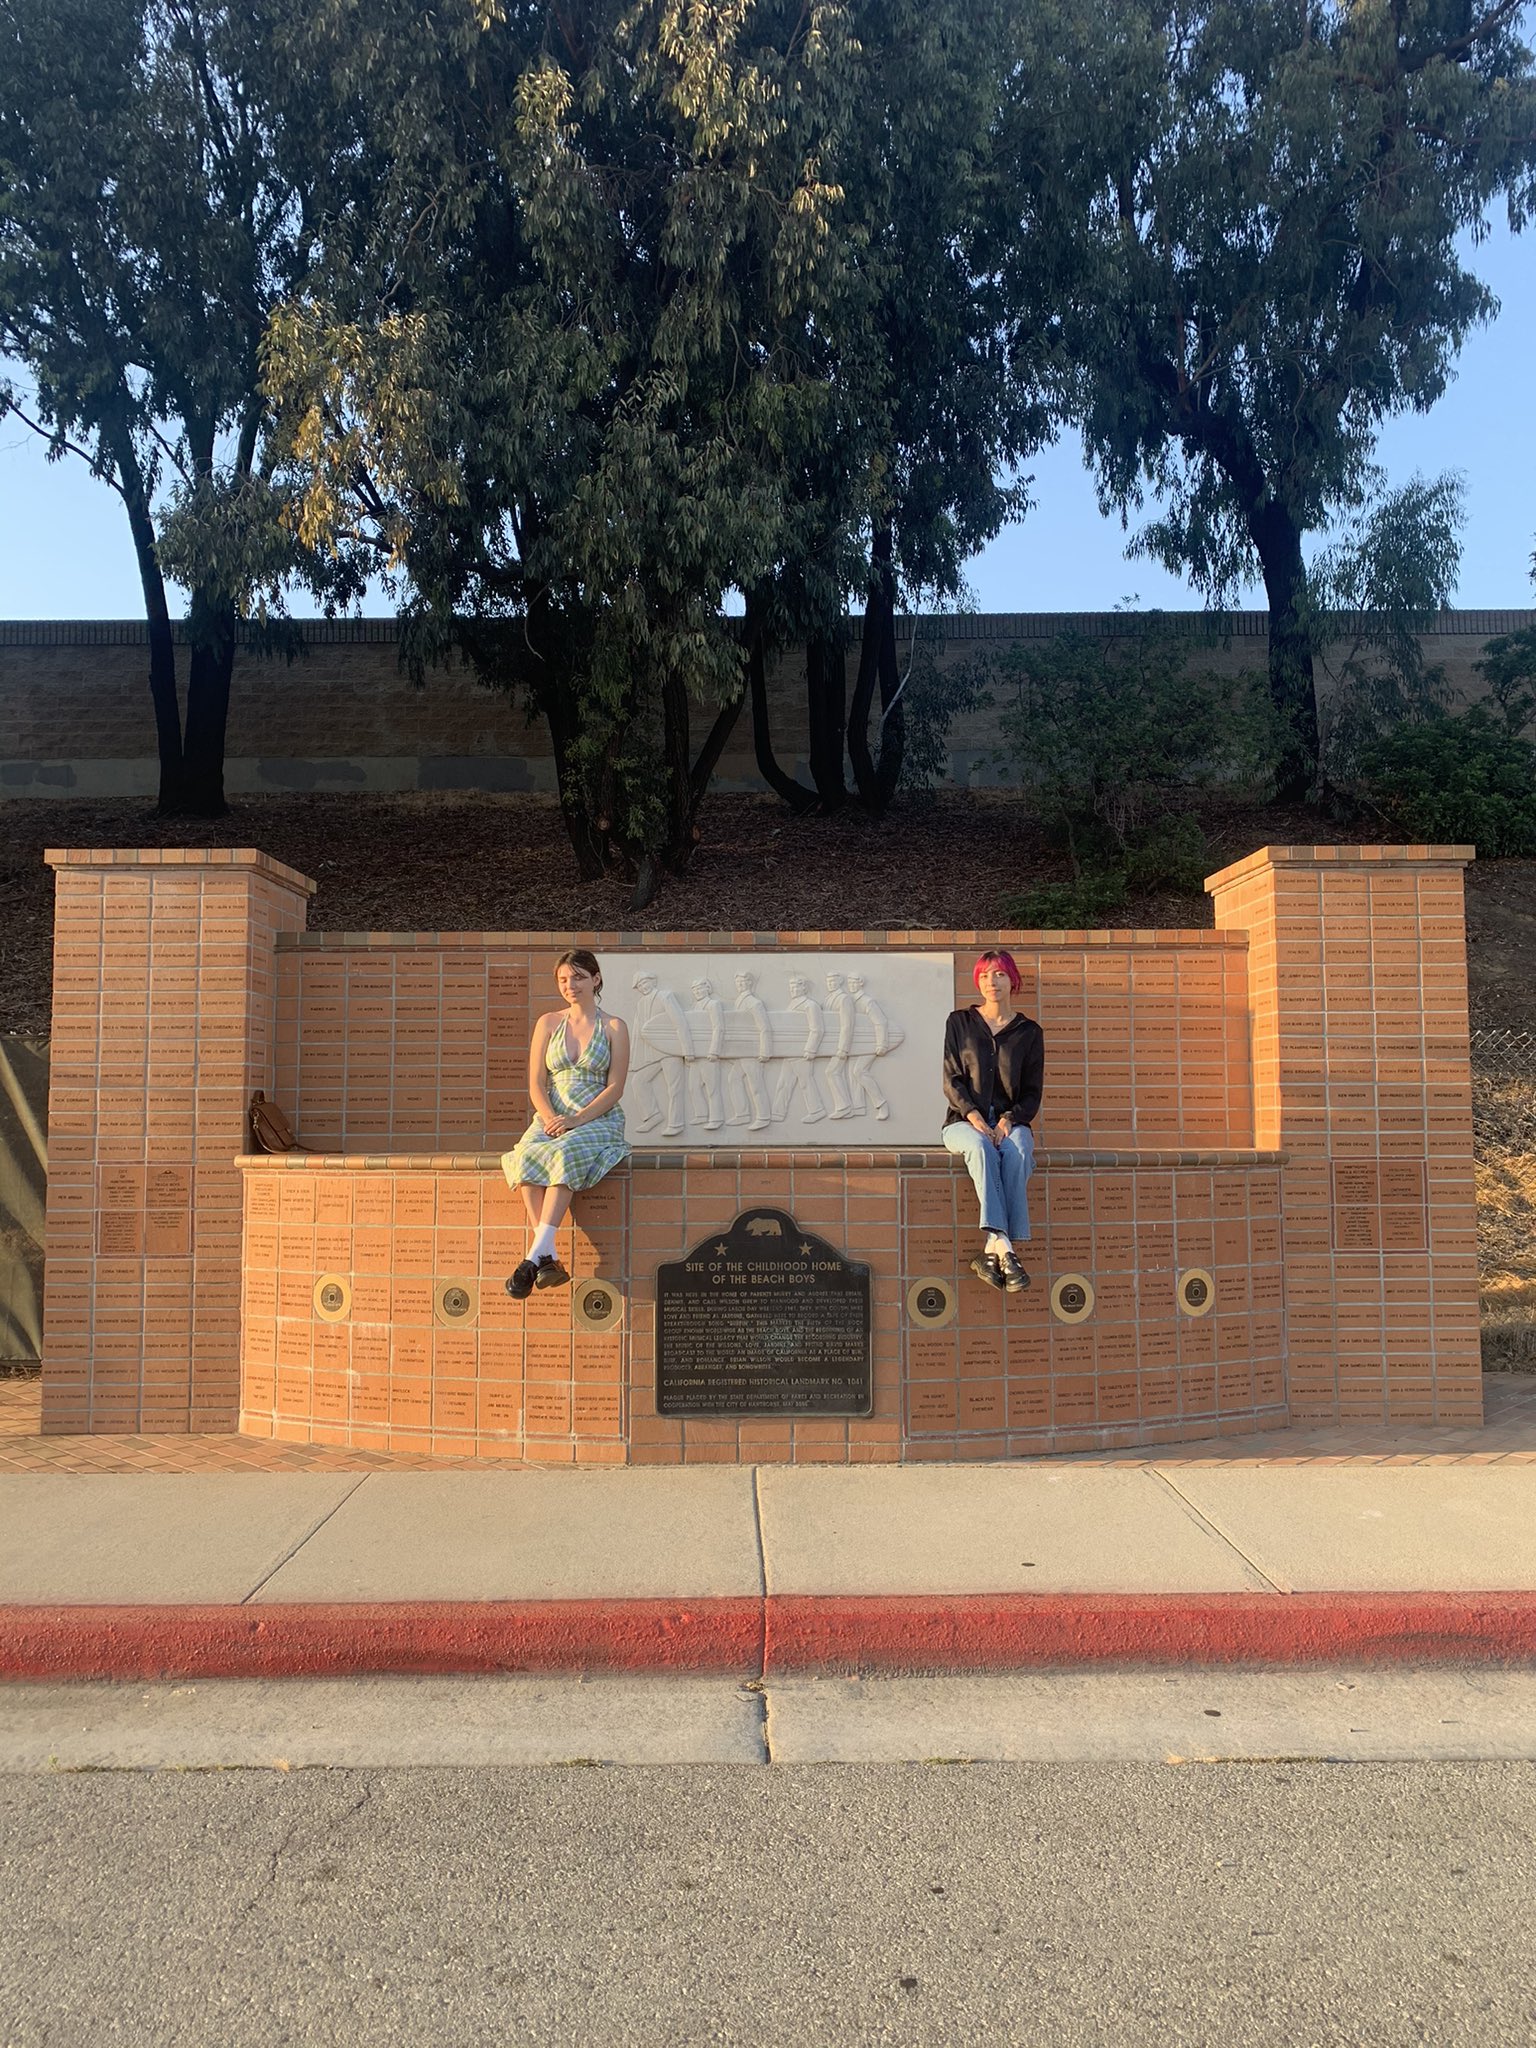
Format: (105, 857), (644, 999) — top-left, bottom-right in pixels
(503, 948), (631, 1298)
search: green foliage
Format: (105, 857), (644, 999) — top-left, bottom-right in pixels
(0, 0), (339, 810)
(1122, 814), (1214, 897)
(999, 814), (1214, 931)
(1476, 627), (1536, 736)
(221, 0), (859, 883)
(1004, 0), (1536, 791)
(993, 620), (1276, 862)
(1313, 473), (1465, 777)
(892, 630), (993, 797)
(999, 870), (1128, 930)
(1357, 707), (1536, 858)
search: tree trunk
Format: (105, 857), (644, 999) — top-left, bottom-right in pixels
(1250, 501), (1321, 801)
(662, 690), (746, 871)
(747, 599), (816, 811)
(848, 524), (902, 814)
(180, 590), (236, 817)
(657, 660), (693, 874)
(544, 694), (607, 882)
(872, 599), (906, 811)
(112, 428), (184, 812)
(514, 591), (608, 881)
(805, 632), (848, 809)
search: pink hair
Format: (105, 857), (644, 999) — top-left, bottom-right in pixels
(973, 949), (1022, 993)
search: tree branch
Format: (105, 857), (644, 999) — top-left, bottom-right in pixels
(0, 397), (125, 499)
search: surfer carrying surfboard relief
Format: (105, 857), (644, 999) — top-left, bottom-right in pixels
(501, 949), (631, 1300)
(941, 950), (1044, 1295)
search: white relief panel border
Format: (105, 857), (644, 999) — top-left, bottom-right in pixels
(598, 953), (956, 1148)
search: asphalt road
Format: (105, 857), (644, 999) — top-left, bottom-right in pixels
(4, 1759), (1536, 2047)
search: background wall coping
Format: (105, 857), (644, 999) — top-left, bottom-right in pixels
(6, 608), (1533, 647)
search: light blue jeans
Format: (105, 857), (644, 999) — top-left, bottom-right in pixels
(942, 1120), (1035, 1241)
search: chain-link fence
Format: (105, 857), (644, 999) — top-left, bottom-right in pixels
(1471, 1031), (1536, 1368)
(1472, 1030), (1536, 1151)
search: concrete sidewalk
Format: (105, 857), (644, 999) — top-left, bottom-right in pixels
(5, 1460), (1536, 1678)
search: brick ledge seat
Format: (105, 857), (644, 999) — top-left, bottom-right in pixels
(236, 1146), (1288, 1172)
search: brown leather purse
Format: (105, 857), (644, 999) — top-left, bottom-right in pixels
(248, 1090), (308, 1154)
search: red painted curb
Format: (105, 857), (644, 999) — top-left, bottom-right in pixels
(0, 1599), (765, 1682)
(765, 1592), (1536, 1673)
(4, 1593), (1536, 1681)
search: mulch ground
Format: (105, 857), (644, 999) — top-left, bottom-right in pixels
(0, 785), (1413, 1037)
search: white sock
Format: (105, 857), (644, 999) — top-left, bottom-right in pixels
(529, 1224), (557, 1263)
(984, 1232), (1010, 1258)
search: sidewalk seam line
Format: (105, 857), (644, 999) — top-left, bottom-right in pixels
(1148, 1468), (1290, 1594)
(237, 1475), (372, 1606)
(750, 1465), (768, 1600)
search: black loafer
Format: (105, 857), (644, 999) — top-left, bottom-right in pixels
(998, 1251), (1031, 1294)
(969, 1253), (1007, 1292)
(534, 1257), (571, 1290)
(506, 1260), (537, 1300)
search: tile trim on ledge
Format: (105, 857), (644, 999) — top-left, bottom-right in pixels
(235, 1147), (1290, 1172)
(44, 846), (318, 894)
(1205, 842), (1474, 891)
(274, 927), (1251, 952)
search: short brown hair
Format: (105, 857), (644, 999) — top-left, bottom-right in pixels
(556, 947), (603, 994)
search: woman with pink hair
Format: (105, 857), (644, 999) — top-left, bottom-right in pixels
(941, 949), (1043, 1293)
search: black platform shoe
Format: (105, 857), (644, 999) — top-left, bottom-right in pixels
(969, 1252), (1007, 1291)
(997, 1249), (1031, 1294)
(506, 1260), (538, 1300)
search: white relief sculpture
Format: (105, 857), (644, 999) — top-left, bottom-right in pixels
(846, 972), (891, 1121)
(603, 952), (942, 1147)
(630, 970), (689, 1137)
(730, 969), (773, 1131)
(688, 977), (727, 1132)
(823, 972), (858, 1121)
(774, 974), (831, 1124)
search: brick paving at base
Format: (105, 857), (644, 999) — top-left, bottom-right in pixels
(3, 1372), (1535, 1473)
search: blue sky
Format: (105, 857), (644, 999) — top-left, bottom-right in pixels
(1, 222), (1531, 620)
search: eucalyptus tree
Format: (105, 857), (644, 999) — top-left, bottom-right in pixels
(1007, 0), (1536, 796)
(232, 0), (861, 899)
(750, 0), (1049, 816)
(0, 0), (339, 813)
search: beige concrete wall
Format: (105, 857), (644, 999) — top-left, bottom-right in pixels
(3, 611), (1530, 799)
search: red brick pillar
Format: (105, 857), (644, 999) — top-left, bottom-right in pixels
(40, 850), (314, 1433)
(1208, 844), (1478, 1426)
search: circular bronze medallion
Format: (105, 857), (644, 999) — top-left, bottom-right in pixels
(433, 1277), (480, 1327)
(1050, 1273), (1095, 1325)
(574, 1277), (624, 1333)
(313, 1274), (352, 1323)
(1178, 1267), (1216, 1318)
(905, 1277), (957, 1329)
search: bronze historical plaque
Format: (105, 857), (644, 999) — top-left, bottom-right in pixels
(656, 1207), (871, 1417)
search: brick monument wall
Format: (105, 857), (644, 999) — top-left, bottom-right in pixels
(39, 851), (313, 1432)
(1209, 845), (1479, 1426)
(37, 843), (1478, 1457)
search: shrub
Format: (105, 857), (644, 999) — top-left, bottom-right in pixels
(1356, 707), (1536, 857)
(999, 870), (1128, 928)
(1122, 815), (1213, 896)
(993, 620), (1277, 864)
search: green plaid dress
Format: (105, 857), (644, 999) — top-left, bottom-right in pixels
(501, 1013), (629, 1190)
